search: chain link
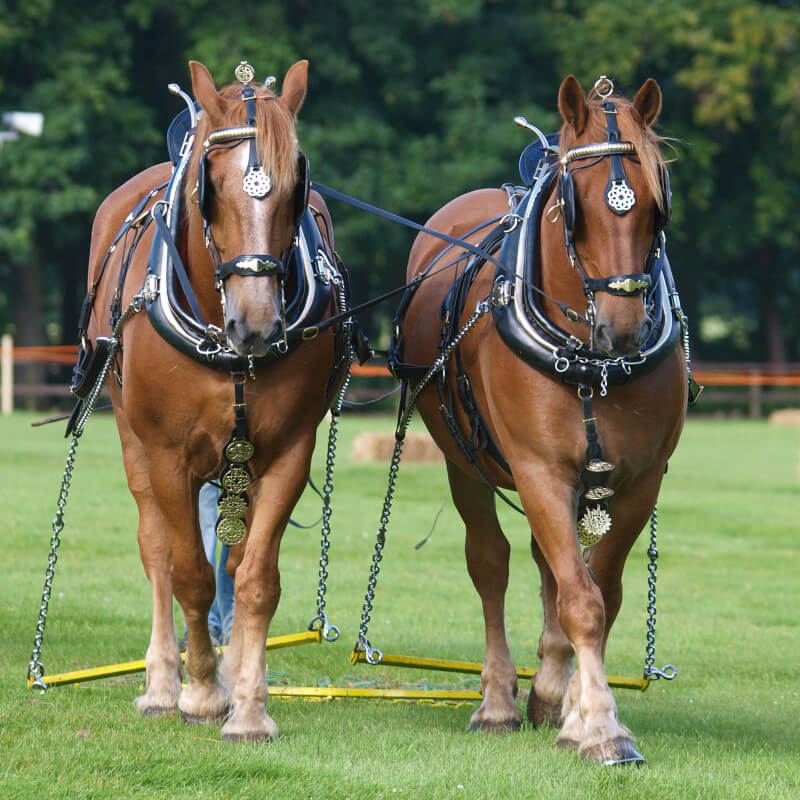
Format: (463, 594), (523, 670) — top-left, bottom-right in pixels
(356, 298), (492, 664)
(643, 503), (678, 681)
(27, 295), (143, 691)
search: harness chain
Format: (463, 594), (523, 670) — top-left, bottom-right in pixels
(308, 273), (354, 642)
(28, 294), (145, 691)
(356, 297), (493, 664)
(643, 504), (678, 681)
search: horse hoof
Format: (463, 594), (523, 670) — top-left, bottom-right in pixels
(527, 689), (562, 727)
(181, 708), (230, 726)
(468, 718), (522, 734)
(580, 737), (646, 766)
(221, 731), (276, 743)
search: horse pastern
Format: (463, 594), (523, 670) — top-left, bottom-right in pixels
(526, 688), (563, 727)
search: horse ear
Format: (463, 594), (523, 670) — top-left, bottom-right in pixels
(633, 78), (662, 127)
(280, 59), (308, 118)
(558, 75), (588, 135)
(189, 60), (226, 120)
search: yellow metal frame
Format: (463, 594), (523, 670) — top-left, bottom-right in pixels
(28, 629), (650, 700)
(269, 686), (480, 702)
(349, 649), (651, 692)
(28, 629), (322, 690)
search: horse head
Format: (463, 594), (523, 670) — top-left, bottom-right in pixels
(546, 75), (669, 357)
(186, 59), (309, 357)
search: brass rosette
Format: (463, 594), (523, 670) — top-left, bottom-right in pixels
(219, 493), (248, 519)
(225, 437), (255, 463)
(577, 505), (612, 547)
(216, 515), (247, 546)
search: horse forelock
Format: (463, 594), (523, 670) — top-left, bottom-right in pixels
(183, 82), (299, 215)
(559, 93), (668, 215)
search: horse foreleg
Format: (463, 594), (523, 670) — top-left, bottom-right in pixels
(115, 411), (181, 715)
(219, 441), (314, 742)
(447, 460), (522, 733)
(133, 490), (182, 715)
(146, 456), (230, 724)
(528, 535), (574, 728)
(516, 470), (640, 763)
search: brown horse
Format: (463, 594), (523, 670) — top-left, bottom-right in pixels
(83, 59), (345, 740)
(398, 76), (687, 762)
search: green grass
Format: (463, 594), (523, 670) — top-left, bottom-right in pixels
(1, 411), (798, 799)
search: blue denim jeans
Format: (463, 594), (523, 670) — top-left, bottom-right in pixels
(198, 482), (234, 644)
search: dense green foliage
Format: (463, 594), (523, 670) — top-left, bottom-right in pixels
(2, 412), (798, 797)
(1, 0), (799, 361)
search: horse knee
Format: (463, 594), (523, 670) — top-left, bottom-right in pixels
(235, 568), (281, 618)
(556, 580), (605, 645)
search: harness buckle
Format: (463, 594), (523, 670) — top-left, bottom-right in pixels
(490, 280), (513, 308)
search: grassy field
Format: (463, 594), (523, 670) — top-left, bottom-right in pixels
(1, 410), (798, 799)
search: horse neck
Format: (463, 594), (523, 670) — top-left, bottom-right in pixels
(184, 211), (225, 326)
(538, 206), (589, 342)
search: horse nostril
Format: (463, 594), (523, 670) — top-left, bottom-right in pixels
(594, 323), (613, 354)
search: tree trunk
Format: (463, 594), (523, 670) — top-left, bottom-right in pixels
(758, 242), (787, 364)
(13, 242), (45, 409)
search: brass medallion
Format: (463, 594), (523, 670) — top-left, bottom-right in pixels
(225, 437), (255, 463)
(222, 465), (251, 494)
(219, 493), (247, 518)
(235, 61), (255, 84)
(216, 516), (246, 546)
(584, 486), (615, 501)
(586, 459), (615, 473)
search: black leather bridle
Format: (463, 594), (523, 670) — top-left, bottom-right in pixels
(549, 79), (671, 342)
(194, 76), (310, 280)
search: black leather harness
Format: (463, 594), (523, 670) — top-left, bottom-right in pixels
(389, 130), (685, 484)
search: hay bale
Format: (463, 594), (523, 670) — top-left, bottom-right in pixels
(768, 409), (800, 426)
(351, 431), (444, 463)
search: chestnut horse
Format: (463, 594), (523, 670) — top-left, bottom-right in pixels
(83, 60), (345, 740)
(398, 76), (687, 762)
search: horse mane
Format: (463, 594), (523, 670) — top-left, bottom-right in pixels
(183, 82), (299, 213)
(559, 90), (668, 215)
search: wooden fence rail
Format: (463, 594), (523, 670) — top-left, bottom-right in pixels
(2, 337), (798, 417)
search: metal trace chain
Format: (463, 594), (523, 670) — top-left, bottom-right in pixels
(308, 274), (353, 643)
(357, 297), (493, 664)
(643, 503), (678, 681)
(28, 294), (144, 691)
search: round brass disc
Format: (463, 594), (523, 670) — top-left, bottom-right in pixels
(219, 494), (247, 519)
(225, 438), (255, 463)
(216, 516), (246, 545)
(222, 466), (251, 494)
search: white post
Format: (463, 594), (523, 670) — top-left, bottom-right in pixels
(1, 334), (13, 414)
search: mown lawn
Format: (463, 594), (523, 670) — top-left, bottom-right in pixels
(1, 410), (798, 799)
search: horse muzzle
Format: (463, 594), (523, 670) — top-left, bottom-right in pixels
(225, 316), (283, 357)
(594, 312), (653, 357)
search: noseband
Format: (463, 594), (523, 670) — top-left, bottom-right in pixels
(549, 77), (670, 340)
